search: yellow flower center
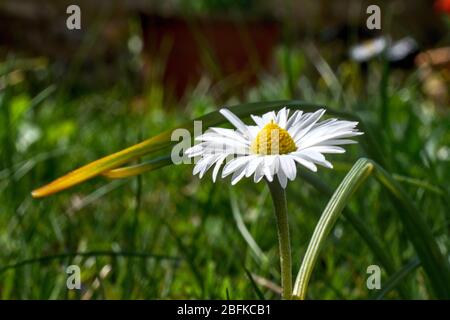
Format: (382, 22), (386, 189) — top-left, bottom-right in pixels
(250, 121), (297, 155)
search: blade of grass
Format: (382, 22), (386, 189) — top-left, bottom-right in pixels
(66, 180), (127, 213)
(225, 288), (231, 300)
(230, 189), (268, 264)
(244, 267), (266, 300)
(392, 173), (445, 196)
(298, 170), (410, 298)
(0, 250), (179, 276)
(293, 158), (374, 299)
(249, 273), (283, 295)
(372, 257), (421, 300)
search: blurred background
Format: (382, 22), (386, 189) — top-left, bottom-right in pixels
(0, 0), (449, 299)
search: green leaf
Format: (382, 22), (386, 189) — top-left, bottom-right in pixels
(292, 158), (374, 299)
(298, 170), (410, 298)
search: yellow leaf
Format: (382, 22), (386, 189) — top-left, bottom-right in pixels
(102, 156), (172, 179)
(31, 133), (173, 198)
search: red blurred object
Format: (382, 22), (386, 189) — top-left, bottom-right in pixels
(140, 15), (280, 99)
(435, 0), (450, 14)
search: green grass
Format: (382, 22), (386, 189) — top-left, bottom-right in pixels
(0, 46), (449, 299)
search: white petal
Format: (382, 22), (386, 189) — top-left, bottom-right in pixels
(300, 130), (362, 149)
(263, 157), (276, 182)
(212, 154), (228, 182)
(290, 109), (326, 141)
(306, 146), (346, 154)
(231, 165), (247, 185)
(196, 138), (250, 156)
(220, 108), (250, 136)
(297, 149), (326, 162)
(291, 154), (318, 172)
(253, 162), (265, 183)
(185, 143), (205, 157)
(262, 111), (277, 125)
(247, 126), (260, 140)
(277, 168), (288, 188)
(222, 156), (254, 178)
(286, 110), (301, 130)
(197, 134), (248, 149)
(296, 150), (333, 169)
(245, 157), (263, 178)
(208, 128), (250, 145)
(251, 115), (266, 128)
(199, 154), (222, 178)
(316, 139), (358, 146)
(193, 154), (215, 176)
(280, 156), (297, 180)
(277, 107), (288, 128)
(294, 147), (337, 169)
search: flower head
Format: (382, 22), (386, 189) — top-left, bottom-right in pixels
(185, 107), (363, 188)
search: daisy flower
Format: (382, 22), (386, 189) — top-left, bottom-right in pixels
(185, 107), (363, 188)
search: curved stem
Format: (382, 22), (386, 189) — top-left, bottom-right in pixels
(267, 180), (292, 299)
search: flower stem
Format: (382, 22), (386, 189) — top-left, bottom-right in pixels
(267, 180), (292, 299)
